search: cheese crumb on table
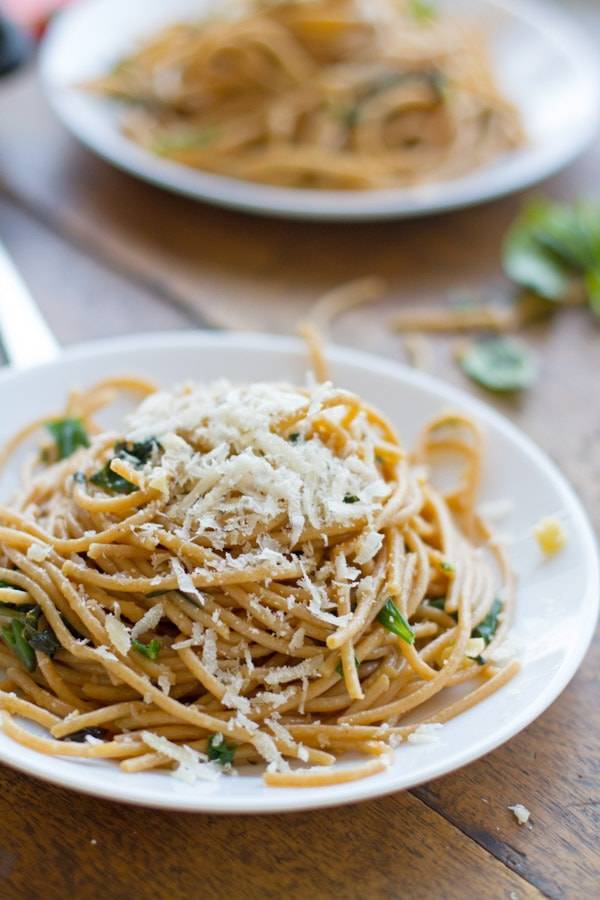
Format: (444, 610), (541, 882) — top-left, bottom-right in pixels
(508, 803), (531, 825)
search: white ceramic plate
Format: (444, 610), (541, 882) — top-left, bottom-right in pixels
(0, 331), (597, 812)
(39, 0), (600, 221)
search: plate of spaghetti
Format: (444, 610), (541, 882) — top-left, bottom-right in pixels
(0, 331), (596, 812)
(40, 0), (599, 219)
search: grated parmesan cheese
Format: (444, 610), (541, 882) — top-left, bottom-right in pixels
(157, 673), (171, 695)
(264, 655), (324, 686)
(172, 622), (204, 650)
(171, 558), (205, 605)
(265, 716), (294, 746)
(26, 542), (51, 563)
(140, 731), (220, 783)
(126, 381), (391, 548)
(354, 531), (383, 565)
(288, 627), (305, 652)
(104, 616), (131, 656)
(407, 723), (443, 745)
(252, 730), (288, 773)
(130, 603), (164, 640)
(202, 629), (218, 675)
(221, 676), (251, 713)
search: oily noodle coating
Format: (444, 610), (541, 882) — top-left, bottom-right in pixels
(0, 369), (518, 788)
(86, 0), (524, 191)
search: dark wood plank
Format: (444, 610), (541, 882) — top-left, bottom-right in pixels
(0, 765), (541, 900)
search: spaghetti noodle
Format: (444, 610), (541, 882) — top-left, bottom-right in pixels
(0, 357), (519, 787)
(87, 0), (523, 190)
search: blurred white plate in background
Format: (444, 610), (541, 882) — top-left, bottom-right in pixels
(39, 0), (600, 220)
(0, 332), (597, 812)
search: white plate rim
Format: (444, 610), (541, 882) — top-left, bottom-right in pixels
(38, 0), (600, 221)
(0, 330), (597, 813)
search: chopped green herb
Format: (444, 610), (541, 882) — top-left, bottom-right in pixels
(114, 437), (161, 468)
(46, 418), (89, 461)
(377, 599), (415, 644)
(0, 602), (29, 618)
(472, 598), (503, 644)
(336, 654), (360, 676)
(27, 627), (60, 657)
(89, 437), (161, 494)
(343, 494), (360, 504)
(1, 619), (36, 672)
(153, 126), (219, 155)
(330, 103), (360, 128)
(90, 463), (139, 495)
(504, 199), (600, 317)
(65, 727), (109, 743)
(132, 638), (161, 660)
(440, 561), (454, 573)
(288, 433), (301, 443)
(24, 606), (42, 629)
(474, 654), (487, 666)
(408, 0), (437, 24)
(460, 337), (537, 393)
(207, 733), (236, 765)
(586, 266), (600, 318)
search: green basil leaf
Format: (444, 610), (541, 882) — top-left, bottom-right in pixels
(46, 417), (90, 461)
(26, 626), (60, 657)
(408, 0), (437, 24)
(585, 268), (600, 318)
(1, 619), (36, 672)
(377, 599), (415, 644)
(207, 733), (236, 765)
(503, 200), (573, 300)
(460, 338), (537, 393)
(153, 126), (219, 155)
(114, 437), (161, 468)
(472, 599), (503, 644)
(90, 463), (139, 495)
(343, 494), (360, 504)
(132, 638), (161, 660)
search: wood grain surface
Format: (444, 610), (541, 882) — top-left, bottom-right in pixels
(0, 3), (599, 897)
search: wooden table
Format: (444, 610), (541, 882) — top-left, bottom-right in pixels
(0, 3), (598, 896)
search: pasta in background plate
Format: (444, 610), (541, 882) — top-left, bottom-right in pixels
(86, 0), (524, 190)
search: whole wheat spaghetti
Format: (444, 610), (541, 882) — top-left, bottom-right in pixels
(87, 0), (523, 191)
(0, 358), (518, 787)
